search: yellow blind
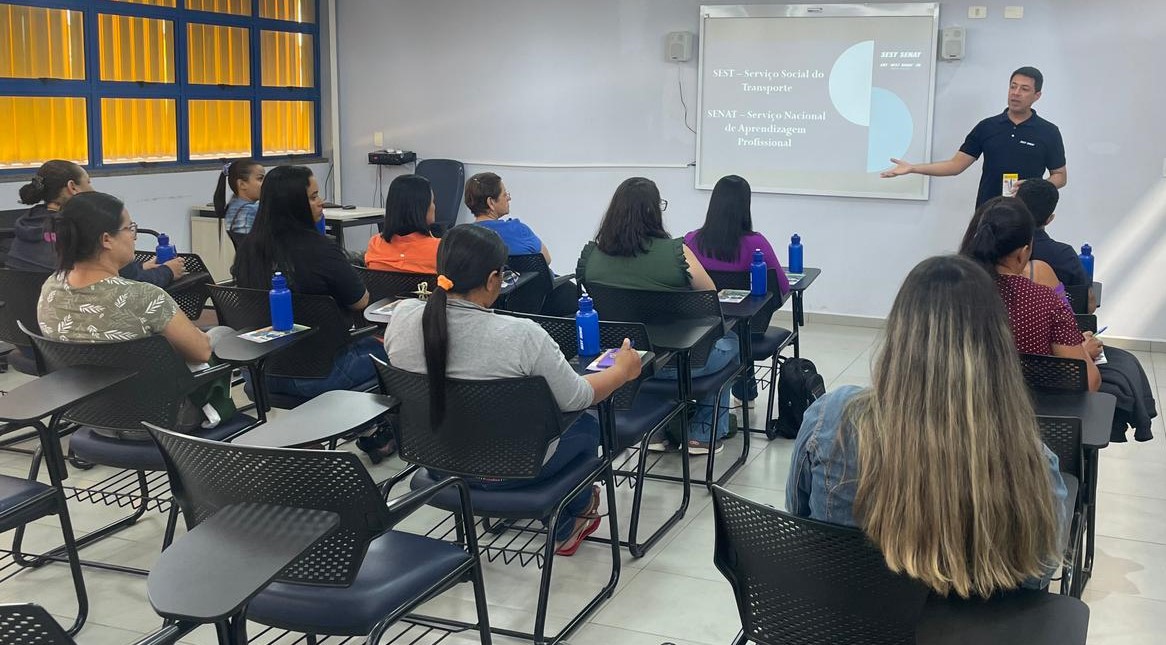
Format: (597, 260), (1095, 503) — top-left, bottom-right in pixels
(261, 30), (313, 87)
(185, 0), (250, 17)
(0, 5), (85, 80)
(98, 14), (175, 83)
(189, 99), (251, 159)
(259, 0), (315, 24)
(262, 100), (313, 155)
(101, 98), (177, 163)
(0, 96), (88, 169)
(112, 0), (177, 7)
(187, 23), (249, 85)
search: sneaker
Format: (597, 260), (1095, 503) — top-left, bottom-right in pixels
(687, 439), (725, 455)
(647, 429), (675, 452)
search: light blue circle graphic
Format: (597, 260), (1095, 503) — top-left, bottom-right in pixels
(866, 87), (914, 172)
(828, 40), (874, 126)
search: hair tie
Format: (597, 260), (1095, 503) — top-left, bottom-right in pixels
(222, 162), (232, 176)
(436, 275), (453, 291)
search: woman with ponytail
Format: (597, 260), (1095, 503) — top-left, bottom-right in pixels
(7, 160), (184, 286)
(213, 159), (265, 234)
(958, 196), (1101, 391)
(384, 225), (642, 555)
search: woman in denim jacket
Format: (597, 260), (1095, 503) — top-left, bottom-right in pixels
(786, 255), (1068, 598)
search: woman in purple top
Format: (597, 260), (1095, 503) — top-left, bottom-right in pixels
(683, 175), (791, 296)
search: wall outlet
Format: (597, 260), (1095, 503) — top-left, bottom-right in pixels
(373, 131), (384, 148)
(968, 6), (988, 19)
(1004, 6), (1024, 19)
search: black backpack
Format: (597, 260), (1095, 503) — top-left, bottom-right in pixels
(770, 357), (826, 440)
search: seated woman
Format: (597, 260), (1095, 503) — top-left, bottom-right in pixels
(232, 165), (394, 459)
(364, 174), (440, 273)
(576, 177), (739, 455)
(959, 197), (1101, 392)
(962, 198), (1157, 440)
(384, 225), (642, 555)
(214, 158), (265, 234)
(467, 172), (577, 315)
(684, 174), (790, 297)
(959, 196), (1065, 300)
(788, 254), (1067, 597)
(8, 160), (185, 286)
(36, 192), (232, 433)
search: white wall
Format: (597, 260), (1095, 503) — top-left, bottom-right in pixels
(335, 0), (1166, 341)
(0, 3), (337, 253)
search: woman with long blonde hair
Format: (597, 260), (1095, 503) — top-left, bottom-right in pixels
(786, 254), (1066, 597)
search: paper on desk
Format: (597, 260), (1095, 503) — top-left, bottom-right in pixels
(1094, 349), (1107, 366)
(239, 324), (309, 343)
(718, 289), (751, 303)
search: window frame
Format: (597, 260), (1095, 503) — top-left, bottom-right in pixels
(0, 0), (320, 175)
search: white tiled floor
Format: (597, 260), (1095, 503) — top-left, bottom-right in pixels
(1, 322), (1162, 644)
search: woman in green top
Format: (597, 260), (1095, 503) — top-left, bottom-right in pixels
(575, 177), (738, 454)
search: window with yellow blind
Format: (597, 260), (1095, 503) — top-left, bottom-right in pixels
(0, 0), (319, 172)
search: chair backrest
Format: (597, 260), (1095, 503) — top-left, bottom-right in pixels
(583, 281), (724, 367)
(354, 266), (437, 303)
(1036, 415), (1084, 481)
(1020, 353), (1089, 393)
(22, 322), (196, 433)
(147, 425), (390, 587)
(0, 269), (50, 349)
(1074, 314), (1097, 334)
(500, 253), (555, 314)
(207, 284), (356, 379)
(706, 268), (785, 331)
(374, 360), (566, 479)
(499, 311), (652, 410)
(0, 603), (74, 645)
(711, 486), (929, 645)
(415, 159), (465, 230)
(0, 208), (23, 266)
(129, 251), (213, 320)
(1063, 284), (1089, 315)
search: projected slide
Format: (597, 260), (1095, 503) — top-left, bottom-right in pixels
(697, 4), (939, 200)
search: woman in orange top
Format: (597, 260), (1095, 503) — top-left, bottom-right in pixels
(364, 174), (440, 273)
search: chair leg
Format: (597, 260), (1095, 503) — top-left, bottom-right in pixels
(764, 353), (779, 439)
(469, 558), (494, 645)
(732, 629), (750, 645)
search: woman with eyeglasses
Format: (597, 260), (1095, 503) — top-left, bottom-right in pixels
(466, 171), (578, 315)
(8, 160), (185, 286)
(36, 193), (216, 365)
(384, 225), (643, 555)
(575, 177), (738, 455)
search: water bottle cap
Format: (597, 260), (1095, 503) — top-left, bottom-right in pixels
(1081, 243), (1092, 254)
(158, 233), (169, 244)
(272, 272), (287, 288)
(791, 233), (801, 244)
(578, 293), (593, 310)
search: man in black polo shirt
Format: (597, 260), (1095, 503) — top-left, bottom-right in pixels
(881, 66), (1067, 206)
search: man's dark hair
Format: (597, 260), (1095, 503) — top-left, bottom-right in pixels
(1011, 66), (1043, 92)
(1015, 178), (1059, 227)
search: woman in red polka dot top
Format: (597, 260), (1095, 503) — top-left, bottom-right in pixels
(959, 197), (1101, 391)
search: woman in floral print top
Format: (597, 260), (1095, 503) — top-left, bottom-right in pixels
(36, 192), (212, 364)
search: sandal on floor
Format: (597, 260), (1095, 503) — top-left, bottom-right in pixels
(554, 516), (602, 557)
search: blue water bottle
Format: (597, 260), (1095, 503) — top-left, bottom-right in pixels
(155, 233), (177, 263)
(750, 249), (767, 296)
(1079, 244), (1094, 282)
(315, 216), (327, 236)
(576, 290), (600, 357)
(788, 233), (803, 274)
(269, 272), (294, 332)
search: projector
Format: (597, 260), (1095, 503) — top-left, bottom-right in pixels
(368, 150), (416, 165)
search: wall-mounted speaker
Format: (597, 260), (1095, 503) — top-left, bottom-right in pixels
(667, 31), (694, 62)
(941, 26), (966, 60)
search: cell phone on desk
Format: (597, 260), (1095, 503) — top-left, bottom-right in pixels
(595, 349), (620, 369)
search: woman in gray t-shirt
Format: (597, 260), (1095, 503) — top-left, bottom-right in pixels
(384, 225), (641, 556)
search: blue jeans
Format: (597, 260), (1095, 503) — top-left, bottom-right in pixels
(470, 415), (599, 542)
(655, 333), (740, 443)
(260, 337), (387, 399)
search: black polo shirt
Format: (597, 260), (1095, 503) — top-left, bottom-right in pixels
(1032, 228), (1089, 288)
(960, 108), (1066, 207)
